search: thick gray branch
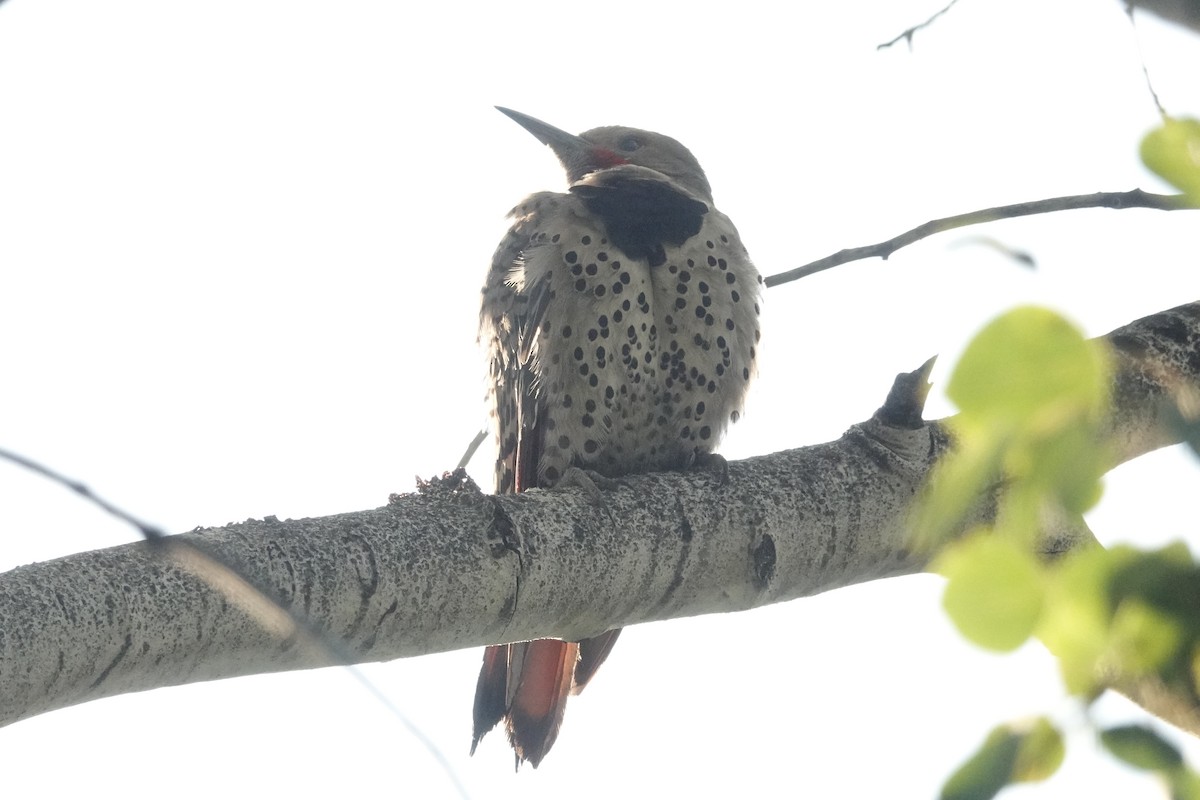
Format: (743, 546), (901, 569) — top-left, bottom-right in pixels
(0, 302), (1196, 729)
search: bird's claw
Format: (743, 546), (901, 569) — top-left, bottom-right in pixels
(554, 467), (625, 526)
(687, 451), (730, 487)
(555, 466), (626, 502)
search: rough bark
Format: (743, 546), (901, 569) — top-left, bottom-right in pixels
(0, 302), (1196, 730)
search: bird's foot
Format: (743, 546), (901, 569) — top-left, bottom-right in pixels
(555, 466), (626, 504)
(554, 467), (627, 528)
(686, 451), (729, 487)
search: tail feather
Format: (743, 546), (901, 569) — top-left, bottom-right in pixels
(573, 629), (621, 693)
(471, 644), (510, 755)
(468, 628), (619, 767)
(506, 639), (578, 767)
(471, 631), (620, 767)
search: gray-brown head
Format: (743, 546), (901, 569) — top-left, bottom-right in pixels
(496, 106), (714, 204)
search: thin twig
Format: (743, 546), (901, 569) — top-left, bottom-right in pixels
(764, 189), (1196, 288)
(457, 429), (489, 471)
(0, 447), (167, 540)
(878, 0), (961, 50)
(1124, 2), (1168, 117)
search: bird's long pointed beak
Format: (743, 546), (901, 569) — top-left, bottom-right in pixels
(496, 106), (596, 181)
(496, 106), (588, 151)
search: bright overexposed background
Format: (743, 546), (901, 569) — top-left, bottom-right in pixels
(1, 1), (1198, 796)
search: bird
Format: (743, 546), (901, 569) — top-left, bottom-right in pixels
(474, 106), (762, 768)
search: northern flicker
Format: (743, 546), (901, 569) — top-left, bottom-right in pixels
(474, 107), (762, 768)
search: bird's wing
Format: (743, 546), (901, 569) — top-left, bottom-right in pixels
(480, 196), (557, 494)
(476, 193), (629, 768)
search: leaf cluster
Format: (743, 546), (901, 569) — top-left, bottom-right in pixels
(918, 307), (1200, 798)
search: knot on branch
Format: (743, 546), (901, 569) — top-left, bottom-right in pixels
(876, 356), (937, 429)
(751, 534), (777, 590)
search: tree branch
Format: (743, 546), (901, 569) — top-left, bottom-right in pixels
(1126, 0), (1200, 35)
(0, 302), (1196, 730)
(763, 191), (1198, 288)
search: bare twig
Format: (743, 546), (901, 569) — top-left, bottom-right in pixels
(763, 189), (1196, 289)
(877, 0), (962, 50)
(457, 429), (489, 471)
(1124, 2), (1168, 117)
(0, 447), (167, 540)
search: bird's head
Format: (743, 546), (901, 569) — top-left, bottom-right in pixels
(496, 106), (713, 204)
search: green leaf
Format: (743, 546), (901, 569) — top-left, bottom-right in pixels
(947, 307), (1107, 424)
(1038, 546), (1120, 696)
(913, 307), (1110, 551)
(1010, 419), (1105, 516)
(941, 720), (1064, 800)
(938, 535), (1044, 651)
(1013, 717), (1065, 783)
(1100, 724), (1183, 771)
(941, 726), (1020, 800)
(1105, 545), (1200, 689)
(1039, 545), (1200, 697)
(1110, 543), (1200, 624)
(911, 427), (1006, 551)
(1141, 117), (1200, 202)
(1108, 598), (1183, 677)
(1168, 767), (1200, 800)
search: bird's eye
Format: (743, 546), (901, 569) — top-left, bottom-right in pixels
(617, 135), (642, 152)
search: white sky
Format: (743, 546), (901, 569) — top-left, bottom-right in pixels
(1, 0), (1198, 797)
